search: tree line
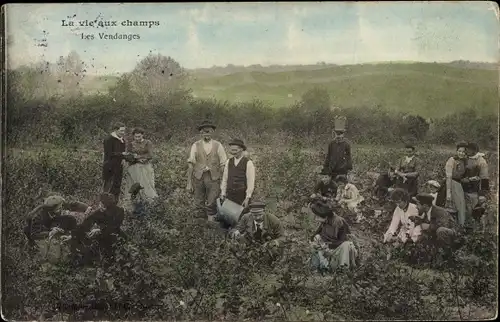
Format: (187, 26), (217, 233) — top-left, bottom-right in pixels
(6, 52), (498, 149)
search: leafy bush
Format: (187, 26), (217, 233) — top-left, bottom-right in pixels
(6, 89), (498, 149)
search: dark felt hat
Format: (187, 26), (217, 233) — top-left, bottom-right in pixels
(413, 193), (435, 206)
(229, 138), (247, 151)
(197, 120), (216, 131)
(310, 200), (337, 218)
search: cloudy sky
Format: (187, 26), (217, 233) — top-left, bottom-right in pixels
(5, 2), (499, 75)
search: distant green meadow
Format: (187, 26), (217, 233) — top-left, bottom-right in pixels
(83, 62), (498, 119)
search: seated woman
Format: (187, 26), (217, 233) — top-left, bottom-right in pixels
(383, 188), (422, 244)
(335, 175), (365, 222)
(309, 200), (358, 273)
(394, 144), (420, 197)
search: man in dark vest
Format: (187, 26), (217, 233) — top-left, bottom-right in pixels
(103, 122), (128, 202)
(187, 120), (228, 219)
(220, 139), (255, 210)
(322, 116), (352, 181)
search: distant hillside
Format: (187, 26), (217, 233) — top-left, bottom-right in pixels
(80, 62), (498, 119)
(187, 63), (339, 78)
(445, 60), (498, 70)
(186, 62), (498, 118)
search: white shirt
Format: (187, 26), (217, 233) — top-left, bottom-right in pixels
(254, 220), (264, 232)
(426, 207), (432, 222)
(383, 203), (422, 243)
(404, 156), (414, 164)
(430, 192), (437, 206)
(220, 156), (256, 199)
(187, 139), (227, 166)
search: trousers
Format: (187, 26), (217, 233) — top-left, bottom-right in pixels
(193, 171), (220, 217)
(103, 165), (123, 202)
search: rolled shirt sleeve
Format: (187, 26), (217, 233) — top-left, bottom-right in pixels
(479, 157), (489, 179)
(384, 208), (402, 241)
(246, 160), (256, 199)
(220, 160), (230, 196)
(218, 143), (228, 167)
(187, 143), (197, 164)
(445, 157), (455, 178)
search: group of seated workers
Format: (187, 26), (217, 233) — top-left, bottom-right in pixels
(24, 192), (125, 266)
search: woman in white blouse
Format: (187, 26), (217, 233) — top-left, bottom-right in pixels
(383, 188), (422, 243)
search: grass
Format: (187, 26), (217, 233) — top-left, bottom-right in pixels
(188, 62), (498, 118)
(79, 62), (498, 119)
(3, 141), (498, 320)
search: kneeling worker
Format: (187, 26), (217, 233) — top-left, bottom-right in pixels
(231, 201), (283, 245)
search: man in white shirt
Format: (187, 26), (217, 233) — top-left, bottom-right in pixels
(383, 188), (422, 244)
(220, 139), (255, 210)
(186, 120), (228, 219)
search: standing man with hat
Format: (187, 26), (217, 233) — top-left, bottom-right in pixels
(220, 139), (256, 210)
(103, 122), (129, 202)
(187, 120), (228, 220)
(322, 116), (352, 181)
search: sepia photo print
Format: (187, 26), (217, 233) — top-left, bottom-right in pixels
(1, 2), (499, 321)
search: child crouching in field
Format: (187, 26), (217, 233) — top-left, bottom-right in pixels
(302, 170), (338, 217)
(310, 170), (338, 203)
(335, 175), (365, 223)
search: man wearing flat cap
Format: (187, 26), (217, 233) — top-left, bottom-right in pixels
(309, 200), (358, 271)
(232, 201), (283, 244)
(220, 139), (256, 210)
(187, 120), (228, 219)
(413, 193), (458, 247)
(24, 195), (91, 249)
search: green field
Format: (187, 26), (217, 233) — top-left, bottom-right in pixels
(188, 63), (498, 118)
(81, 62), (498, 119)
